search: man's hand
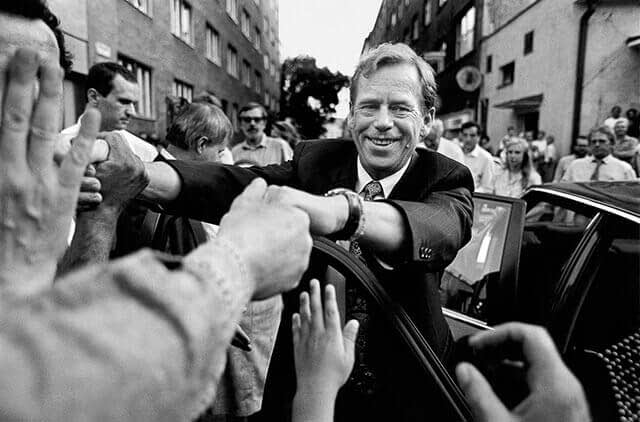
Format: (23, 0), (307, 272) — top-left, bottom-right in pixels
(291, 279), (359, 422)
(217, 179), (312, 299)
(456, 323), (591, 422)
(264, 185), (348, 235)
(0, 49), (99, 296)
(92, 132), (149, 214)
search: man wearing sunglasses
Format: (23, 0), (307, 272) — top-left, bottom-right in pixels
(231, 102), (293, 167)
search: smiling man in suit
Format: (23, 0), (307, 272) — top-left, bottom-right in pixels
(104, 42), (474, 421)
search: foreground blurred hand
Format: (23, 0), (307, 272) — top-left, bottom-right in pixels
(292, 279), (359, 422)
(0, 48), (99, 296)
(217, 178), (313, 299)
(456, 323), (591, 422)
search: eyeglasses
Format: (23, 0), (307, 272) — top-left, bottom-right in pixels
(240, 116), (265, 124)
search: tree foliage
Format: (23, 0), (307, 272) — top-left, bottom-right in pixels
(279, 55), (350, 140)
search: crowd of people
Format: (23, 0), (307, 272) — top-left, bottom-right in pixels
(417, 109), (639, 200)
(0, 1), (617, 421)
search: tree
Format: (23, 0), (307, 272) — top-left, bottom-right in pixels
(279, 55), (349, 139)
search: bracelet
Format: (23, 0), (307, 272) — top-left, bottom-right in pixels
(324, 188), (364, 241)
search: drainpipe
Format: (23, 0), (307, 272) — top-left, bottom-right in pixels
(571, 0), (597, 142)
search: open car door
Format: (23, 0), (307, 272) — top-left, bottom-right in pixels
(441, 193), (526, 339)
(257, 237), (474, 422)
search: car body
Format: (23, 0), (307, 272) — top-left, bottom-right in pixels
(258, 181), (639, 421)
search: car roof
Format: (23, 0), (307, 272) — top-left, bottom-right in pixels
(530, 181), (640, 220)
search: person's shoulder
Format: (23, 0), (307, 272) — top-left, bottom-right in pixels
(609, 154), (634, 168)
(294, 138), (355, 155)
(416, 145), (468, 175)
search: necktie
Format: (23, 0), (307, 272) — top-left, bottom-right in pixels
(591, 159), (603, 181)
(346, 180), (383, 396)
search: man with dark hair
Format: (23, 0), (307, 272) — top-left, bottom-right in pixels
(461, 121), (494, 192)
(231, 102), (292, 167)
(553, 135), (590, 182)
(604, 105), (622, 130)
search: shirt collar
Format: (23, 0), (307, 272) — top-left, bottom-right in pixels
(465, 144), (480, 157)
(355, 156), (412, 198)
(241, 133), (267, 150)
(592, 154), (612, 163)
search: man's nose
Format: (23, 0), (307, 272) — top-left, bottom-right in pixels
(125, 104), (135, 116)
(373, 107), (393, 131)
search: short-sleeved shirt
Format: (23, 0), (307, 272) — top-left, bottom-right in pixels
(562, 155), (636, 182)
(231, 135), (293, 167)
(463, 144), (495, 193)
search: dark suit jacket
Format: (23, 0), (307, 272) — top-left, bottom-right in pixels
(165, 138), (474, 418)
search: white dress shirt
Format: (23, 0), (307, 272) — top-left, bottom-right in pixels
(463, 144), (495, 193)
(562, 154), (636, 182)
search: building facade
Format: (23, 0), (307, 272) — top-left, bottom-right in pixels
(362, 0), (483, 134)
(479, 0), (640, 155)
(49, 0), (281, 137)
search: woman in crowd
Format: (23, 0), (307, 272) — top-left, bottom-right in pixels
(492, 137), (542, 197)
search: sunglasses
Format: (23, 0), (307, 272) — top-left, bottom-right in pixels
(240, 116), (265, 123)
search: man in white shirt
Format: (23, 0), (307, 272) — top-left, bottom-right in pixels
(604, 105), (622, 130)
(461, 121), (494, 192)
(58, 62), (159, 161)
(554, 135), (590, 182)
(563, 125), (636, 182)
(419, 118), (465, 164)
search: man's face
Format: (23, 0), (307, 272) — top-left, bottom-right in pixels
(461, 126), (480, 154)
(590, 133), (612, 159)
(574, 138), (589, 158)
(239, 107), (266, 142)
(349, 63), (428, 179)
(614, 120), (628, 137)
(611, 106), (621, 118)
(0, 13), (61, 117)
(94, 74), (139, 131)
(507, 128), (515, 136)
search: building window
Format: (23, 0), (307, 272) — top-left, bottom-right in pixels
(241, 9), (251, 38)
(486, 54), (492, 73)
(424, 0), (431, 26)
(226, 0), (238, 22)
(439, 0), (447, 6)
(255, 71), (263, 94)
(499, 61), (515, 87)
(412, 15), (419, 40)
(125, 0), (150, 15)
(118, 56), (153, 118)
(524, 31), (534, 55)
(456, 6), (475, 59)
(263, 16), (269, 34)
(232, 103), (239, 129)
(226, 45), (238, 77)
(403, 28), (411, 44)
(242, 60), (251, 87)
(170, 0), (192, 44)
(172, 79), (193, 102)
(206, 25), (221, 65)
(254, 27), (261, 51)
(263, 53), (269, 70)
(398, 3), (403, 19)
(390, 12), (397, 27)
(265, 92), (270, 107)
(271, 60), (276, 77)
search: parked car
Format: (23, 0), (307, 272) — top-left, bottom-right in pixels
(257, 181), (640, 422)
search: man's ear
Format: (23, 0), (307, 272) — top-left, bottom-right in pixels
(87, 88), (100, 106)
(196, 136), (209, 154)
(421, 107), (436, 137)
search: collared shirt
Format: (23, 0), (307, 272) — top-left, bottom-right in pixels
(554, 154), (581, 182)
(492, 167), (542, 198)
(562, 154), (637, 182)
(463, 144), (495, 193)
(231, 134), (293, 167)
(355, 155), (412, 197)
(58, 114), (159, 162)
(417, 137), (465, 164)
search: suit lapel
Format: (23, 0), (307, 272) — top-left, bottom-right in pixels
(389, 151), (426, 200)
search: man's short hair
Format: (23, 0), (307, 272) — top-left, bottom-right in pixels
(461, 121), (482, 133)
(193, 92), (222, 108)
(588, 125), (615, 144)
(239, 102), (267, 118)
(87, 62), (137, 97)
(166, 103), (233, 151)
(351, 43), (437, 114)
(0, 0), (72, 73)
